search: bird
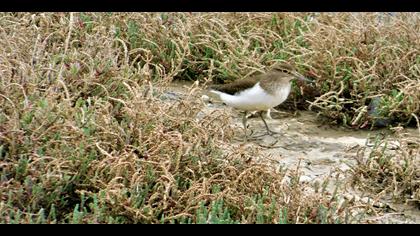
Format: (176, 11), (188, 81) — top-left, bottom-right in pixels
(209, 63), (311, 141)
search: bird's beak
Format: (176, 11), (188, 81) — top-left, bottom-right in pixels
(292, 71), (313, 83)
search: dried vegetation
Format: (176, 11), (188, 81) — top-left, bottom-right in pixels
(0, 12), (418, 223)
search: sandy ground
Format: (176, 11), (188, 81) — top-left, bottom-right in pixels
(162, 82), (419, 223)
(222, 109), (419, 224)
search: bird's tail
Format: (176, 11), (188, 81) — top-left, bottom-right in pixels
(209, 89), (223, 97)
(208, 83), (224, 96)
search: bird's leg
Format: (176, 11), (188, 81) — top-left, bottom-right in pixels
(259, 111), (279, 135)
(266, 109), (272, 120)
(242, 111), (248, 142)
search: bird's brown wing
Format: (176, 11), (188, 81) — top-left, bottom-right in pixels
(209, 74), (264, 95)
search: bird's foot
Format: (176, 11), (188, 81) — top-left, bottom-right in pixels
(232, 129), (254, 142)
(234, 128), (281, 142)
(249, 129), (281, 139)
(266, 129), (280, 136)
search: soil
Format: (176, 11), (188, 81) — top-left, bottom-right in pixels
(162, 81), (420, 224)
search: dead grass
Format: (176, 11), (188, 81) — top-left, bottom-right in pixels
(304, 13), (420, 128)
(0, 12), (418, 223)
(349, 128), (420, 206)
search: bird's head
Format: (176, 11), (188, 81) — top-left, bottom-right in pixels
(271, 63), (312, 83)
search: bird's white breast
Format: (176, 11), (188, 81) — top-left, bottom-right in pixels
(211, 82), (291, 111)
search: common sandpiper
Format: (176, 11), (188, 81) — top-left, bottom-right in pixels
(209, 63), (311, 140)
